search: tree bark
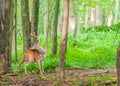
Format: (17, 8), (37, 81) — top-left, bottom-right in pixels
(114, 0), (119, 24)
(85, 7), (89, 28)
(58, 12), (63, 35)
(45, 0), (51, 50)
(107, 12), (113, 26)
(0, 0), (13, 73)
(31, 0), (39, 43)
(21, 0), (31, 51)
(74, 12), (79, 40)
(90, 8), (95, 27)
(43, 7), (47, 37)
(101, 6), (106, 25)
(51, 0), (60, 57)
(68, 0), (75, 34)
(59, 0), (69, 84)
(11, 0), (18, 61)
(95, 6), (101, 26)
(14, 0), (18, 61)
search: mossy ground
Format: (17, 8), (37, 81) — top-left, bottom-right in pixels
(0, 67), (117, 86)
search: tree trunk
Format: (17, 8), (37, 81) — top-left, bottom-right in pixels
(114, 0), (119, 24)
(31, 0), (39, 43)
(21, 0), (31, 51)
(0, 0), (7, 72)
(51, 0), (60, 57)
(116, 43), (120, 86)
(74, 12), (79, 40)
(58, 12), (63, 35)
(68, 0), (75, 34)
(12, 0), (18, 61)
(95, 6), (101, 26)
(101, 6), (106, 25)
(0, 0), (13, 73)
(45, 0), (52, 50)
(14, 0), (18, 61)
(107, 12), (113, 26)
(85, 7), (89, 28)
(59, 0), (69, 84)
(43, 8), (47, 37)
(90, 8), (95, 27)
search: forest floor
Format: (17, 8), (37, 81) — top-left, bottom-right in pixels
(0, 67), (117, 86)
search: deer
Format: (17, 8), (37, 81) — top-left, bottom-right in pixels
(15, 34), (46, 74)
(15, 49), (45, 74)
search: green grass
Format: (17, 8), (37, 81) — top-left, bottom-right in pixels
(66, 30), (119, 68)
(12, 30), (120, 72)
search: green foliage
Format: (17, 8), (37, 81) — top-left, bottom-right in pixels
(44, 52), (58, 71)
(12, 28), (119, 72)
(81, 23), (120, 32)
(66, 30), (119, 69)
(66, 46), (116, 69)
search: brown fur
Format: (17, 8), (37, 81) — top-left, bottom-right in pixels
(16, 50), (45, 74)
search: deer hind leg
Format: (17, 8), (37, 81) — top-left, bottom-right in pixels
(24, 62), (29, 74)
(37, 61), (42, 74)
(41, 61), (45, 73)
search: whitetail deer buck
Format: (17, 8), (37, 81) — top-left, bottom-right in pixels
(16, 49), (46, 74)
(15, 34), (46, 74)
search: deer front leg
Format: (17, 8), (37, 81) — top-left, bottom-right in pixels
(14, 59), (24, 73)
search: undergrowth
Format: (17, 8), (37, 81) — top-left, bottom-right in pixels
(12, 30), (120, 72)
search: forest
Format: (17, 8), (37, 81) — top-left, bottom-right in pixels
(0, 0), (120, 86)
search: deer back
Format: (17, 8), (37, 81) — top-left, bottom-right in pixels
(22, 50), (36, 63)
(23, 50), (45, 63)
